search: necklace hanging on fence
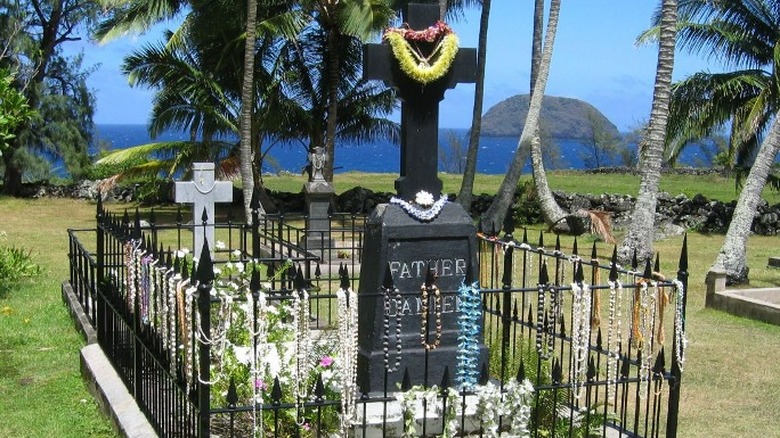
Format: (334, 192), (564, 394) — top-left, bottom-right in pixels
(672, 279), (688, 371)
(336, 276), (359, 435)
(536, 282), (553, 360)
(606, 279), (624, 400)
(383, 282), (403, 372)
(292, 285), (311, 426)
(243, 287), (268, 437)
(570, 280), (592, 400)
(195, 288), (233, 386)
(420, 279), (442, 351)
(634, 280), (657, 395)
(456, 279), (481, 389)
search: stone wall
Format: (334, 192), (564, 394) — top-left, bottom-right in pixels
(21, 180), (780, 236)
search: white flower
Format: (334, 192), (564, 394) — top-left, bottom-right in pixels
(415, 190), (435, 207)
(233, 346), (252, 365)
(233, 249), (242, 257)
(215, 240), (226, 250)
(235, 262), (245, 273)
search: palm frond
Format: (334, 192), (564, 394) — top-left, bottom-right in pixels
(587, 210), (616, 244)
(94, 0), (187, 43)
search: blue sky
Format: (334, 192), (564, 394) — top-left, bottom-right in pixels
(66, 1), (723, 132)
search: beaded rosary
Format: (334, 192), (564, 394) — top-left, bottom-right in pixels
(381, 266), (403, 373)
(419, 267), (442, 351)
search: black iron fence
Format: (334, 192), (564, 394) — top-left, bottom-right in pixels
(67, 199), (687, 437)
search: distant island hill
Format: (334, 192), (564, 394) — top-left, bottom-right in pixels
(480, 94), (620, 140)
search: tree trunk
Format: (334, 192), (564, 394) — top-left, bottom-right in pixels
(457, 0), (491, 211)
(617, 0), (677, 265)
(530, 0), (543, 91)
(530, 132), (567, 226)
(479, 0), (561, 233)
(2, 0), (63, 195)
(711, 114), (780, 284)
(1, 146), (23, 195)
(526, 0), (566, 227)
(323, 25), (340, 182)
(239, 0), (259, 222)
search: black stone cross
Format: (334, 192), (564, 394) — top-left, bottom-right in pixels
(364, 3), (476, 201)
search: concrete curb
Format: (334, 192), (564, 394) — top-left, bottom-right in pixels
(62, 282), (158, 438)
(61, 281), (98, 345)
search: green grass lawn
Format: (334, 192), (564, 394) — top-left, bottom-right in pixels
(2, 170), (780, 437)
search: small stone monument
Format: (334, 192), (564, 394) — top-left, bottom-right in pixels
(303, 146), (335, 256)
(358, 3), (486, 391)
(174, 162), (233, 261)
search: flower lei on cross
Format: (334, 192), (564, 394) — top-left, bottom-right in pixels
(383, 20), (459, 85)
(390, 190), (448, 222)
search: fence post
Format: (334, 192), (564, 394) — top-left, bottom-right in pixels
(95, 195), (105, 344)
(251, 189), (260, 260)
(666, 234), (688, 438)
(500, 219), (514, 383)
(196, 240), (214, 437)
(132, 210), (143, 400)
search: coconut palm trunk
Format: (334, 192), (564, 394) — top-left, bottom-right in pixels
(617, 0), (677, 264)
(479, 0), (561, 233)
(323, 25), (340, 183)
(457, 0), (491, 211)
(527, 0), (567, 228)
(711, 114), (780, 284)
(239, 0), (259, 222)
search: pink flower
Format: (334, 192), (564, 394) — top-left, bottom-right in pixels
(302, 422), (311, 431)
(255, 379), (267, 390)
(319, 356), (334, 368)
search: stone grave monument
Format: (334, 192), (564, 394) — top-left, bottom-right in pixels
(302, 146), (334, 256)
(175, 162), (233, 261)
(357, 3), (486, 391)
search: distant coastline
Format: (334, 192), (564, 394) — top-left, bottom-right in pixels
(94, 124), (719, 175)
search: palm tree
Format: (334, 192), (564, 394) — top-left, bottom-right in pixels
(648, 0), (780, 281)
(457, 0), (491, 211)
(239, 0), (260, 221)
(659, 0), (780, 173)
(97, 1), (397, 193)
(305, 0), (395, 182)
(617, 0), (677, 264)
(479, 0), (561, 233)
(713, 114), (780, 283)
(275, 21), (398, 162)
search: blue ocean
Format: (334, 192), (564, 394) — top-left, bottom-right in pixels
(93, 124), (719, 175)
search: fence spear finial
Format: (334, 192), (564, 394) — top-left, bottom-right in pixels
(539, 260), (549, 285)
(679, 233), (688, 272)
(609, 246), (619, 282)
(196, 239), (214, 284)
(643, 258), (653, 280)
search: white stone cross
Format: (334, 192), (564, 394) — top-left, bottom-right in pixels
(175, 162), (233, 261)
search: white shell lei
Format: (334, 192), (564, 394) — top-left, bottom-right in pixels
(390, 195), (448, 222)
(672, 279), (687, 371)
(570, 282), (592, 400)
(336, 287), (359, 434)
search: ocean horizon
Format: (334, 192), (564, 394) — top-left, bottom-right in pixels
(93, 124), (719, 175)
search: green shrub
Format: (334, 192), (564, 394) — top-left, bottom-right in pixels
(513, 180), (544, 225)
(0, 231), (42, 292)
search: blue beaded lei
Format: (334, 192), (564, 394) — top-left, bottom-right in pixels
(456, 280), (481, 389)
